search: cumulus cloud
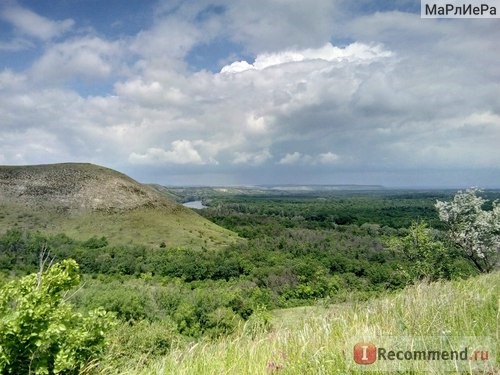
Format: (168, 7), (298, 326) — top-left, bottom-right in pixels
(115, 79), (187, 107)
(0, 2), (498, 187)
(233, 149), (272, 166)
(278, 152), (339, 166)
(132, 18), (199, 61)
(278, 152), (310, 165)
(245, 114), (270, 134)
(30, 37), (123, 83)
(1, 5), (74, 41)
(0, 70), (26, 90)
(129, 140), (206, 165)
(221, 42), (391, 73)
(317, 152), (340, 164)
(222, 0), (337, 53)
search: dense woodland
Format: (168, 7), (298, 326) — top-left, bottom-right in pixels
(0, 188), (498, 372)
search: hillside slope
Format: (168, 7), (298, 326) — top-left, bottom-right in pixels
(0, 163), (238, 249)
(0, 163), (174, 212)
(104, 271), (499, 374)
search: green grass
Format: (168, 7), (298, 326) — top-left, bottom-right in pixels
(95, 271), (499, 374)
(0, 203), (239, 250)
(53, 207), (239, 250)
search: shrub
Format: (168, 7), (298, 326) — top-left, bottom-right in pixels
(109, 319), (179, 358)
(388, 221), (457, 281)
(436, 188), (499, 272)
(243, 305), (272, 338)
(206, 307), (243, 338)
(0, 259), (115, 375)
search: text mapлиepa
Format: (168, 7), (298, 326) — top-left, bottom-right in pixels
(421, 0), (500, 17)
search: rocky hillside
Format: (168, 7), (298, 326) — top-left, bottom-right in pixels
(0, 163), (175, 212)
(0, 163), (238, 249)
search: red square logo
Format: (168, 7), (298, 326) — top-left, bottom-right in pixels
(353, 342), (377, 364)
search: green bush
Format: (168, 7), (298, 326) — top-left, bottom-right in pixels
(387, 221), (469, 281)
(243, 306), (272, 338)
(206, 307), (243, 338)
(0, 259), (115, 375)
(109, 319), (179, 358)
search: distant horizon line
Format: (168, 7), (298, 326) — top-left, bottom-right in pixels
(152, 183), (500, 191)
(2, 162), (498, 190)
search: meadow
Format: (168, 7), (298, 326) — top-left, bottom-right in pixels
(98, 271), (499, 374)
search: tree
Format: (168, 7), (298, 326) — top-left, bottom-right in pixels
(388, 221), (453, 281)
(435, 188), (499, 272)
(0, 259), (115, 375)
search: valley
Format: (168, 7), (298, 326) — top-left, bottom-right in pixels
(0, 163), (498, 374)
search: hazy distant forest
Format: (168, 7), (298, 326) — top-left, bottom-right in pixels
(0, 187), (498, 374)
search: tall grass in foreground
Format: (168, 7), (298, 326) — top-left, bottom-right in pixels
(97, 272), (499, 374)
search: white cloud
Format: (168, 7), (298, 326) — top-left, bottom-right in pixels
(0, 127), (69, 165)
(278, 152), (340, 166)
(129, 140), (205, 165)
(30, 37), (123, 83)
(220, 60), (253, 74)
(115, 79), (187, 107)
(233, 149), (272, 166)
(223, 0), (337, 53)
(278, 152), (310, 165)
(0, 38), (33, 51)
(131, 16), (202, 63)
(1, 6), (74, 41)
(0, 2), (499, 186)
(245, 114), (269, 134)
(0, 70), (26, 90)
(221, 42), (391, 73)
(317, 152), (340, 164)
(462, 111), (500, 129)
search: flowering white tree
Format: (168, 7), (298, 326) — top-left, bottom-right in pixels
(435, 188), (499, 272)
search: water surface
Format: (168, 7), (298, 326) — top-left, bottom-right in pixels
(182, 200), (206, 209)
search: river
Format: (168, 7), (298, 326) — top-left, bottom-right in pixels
(182, 200), (207, 209)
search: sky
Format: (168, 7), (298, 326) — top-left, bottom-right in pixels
(0, 0), (499, 187)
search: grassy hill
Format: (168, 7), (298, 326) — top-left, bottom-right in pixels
(101, 271), (499, 374)
(0, 163), (238, 249)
